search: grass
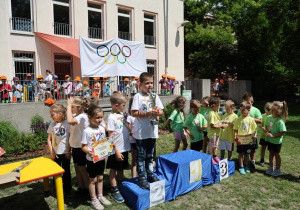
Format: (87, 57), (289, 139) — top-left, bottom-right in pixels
(0, 102), (300, 209)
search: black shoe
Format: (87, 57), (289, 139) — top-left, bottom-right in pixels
(65, 190), (73, 197)
(249, 161), (256, 169)
(138, 176), (149, 189)
(147, 174), (160, 183)
(297, 176), (300, 183)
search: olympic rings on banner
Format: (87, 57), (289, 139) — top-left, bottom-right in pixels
(96, 43), (132, 64)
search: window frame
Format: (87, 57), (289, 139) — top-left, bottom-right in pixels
(9, 0), (34, 35)
(12, 51), (36, 81)
(117, 8), (132, 41)
(144, 13), (156, 47)
(87, 2), (103, 40)
(52, 0), (71, 37)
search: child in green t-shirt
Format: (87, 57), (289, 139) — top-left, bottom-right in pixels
(262, 101), (288, 177)
(219, 100), (238, 160)
(199, 96), (210, 153)
(233, 101), (257, 175)
(258, 102), (273, 166)
(183, 100), (207, 151)
(207, 97), (227, 164)
(167, 96), (187, 152)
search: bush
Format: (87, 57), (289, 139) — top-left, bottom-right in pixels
(30, 114), (49, 141)
(0, 121), (20, 145)
(159, 103), (175, 130)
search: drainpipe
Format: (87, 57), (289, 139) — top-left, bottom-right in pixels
(164, 0), (169, 76)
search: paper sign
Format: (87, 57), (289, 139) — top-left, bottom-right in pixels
(182, 90), (192, 100)
(237, 135), (253, 145)
(0, 147), (6, 157)
(219, 159), (229, 181)
(190, 159), (202, 183)
(92, 137), (115, 163)
(149, 180), (165, 208)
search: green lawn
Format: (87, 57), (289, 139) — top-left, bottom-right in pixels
(1, 102), (300, 209)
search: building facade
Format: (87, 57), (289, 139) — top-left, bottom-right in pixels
(0, 0), (185, 91)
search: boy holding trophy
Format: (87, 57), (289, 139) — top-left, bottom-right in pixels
(131, 72), (164, 189)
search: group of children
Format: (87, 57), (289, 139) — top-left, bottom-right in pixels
(167, 92), (288, 176)
(47, 72), (163, 210)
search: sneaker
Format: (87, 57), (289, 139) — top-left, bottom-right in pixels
(250, 161), (256, 169)
(266, 167), (273, 175)
(213, 156), (220, 163)
(98, 196), (112, 206)
(239, 167), (245, 175)
(138, 176), (150, 189)
(297, 176), (300, 183)
(91, 199), (104, 210)
(147, 174), (160, 183)
(110, 189), (124, 203)
(245, 166), (250, 173)
(270, 169), (282, 177)
(259, 158), (264, 167)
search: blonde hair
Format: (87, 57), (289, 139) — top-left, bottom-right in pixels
(190, 99), (201, 109)
(170, 96), (186, 112)
(264, 102), (273, 113)
(50, 104), (67, 120)
(110, 91), (126, 105)
(72, 96), (90, 113)
(272, 101), (288, 120)
(225, 100), (235, 108)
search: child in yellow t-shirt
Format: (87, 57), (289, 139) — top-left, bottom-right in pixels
(258, 102), (273, 166)
(219, 100), (238, 160)
(233, 101), (257, 175)
(207, 97), (227, 164)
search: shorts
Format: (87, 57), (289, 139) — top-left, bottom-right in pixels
(268, 142), (282, 153)
(251, 139), (258, 150)
(174, 131), (187, 140)
(203, 131), (208, 137)
(209, 136), (219, 148)
(86, 159), (105, 178)
(190, 140), (203, 151)
(72, 148), (87, 166)
(131, 143), (137, 150)
(220, 140), (234, 151)
(237, 144), (252, 154)
(106, 151), (129, 170)
(259, 138), (268, 146)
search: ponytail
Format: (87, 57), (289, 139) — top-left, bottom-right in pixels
(282, 101), (288, 120)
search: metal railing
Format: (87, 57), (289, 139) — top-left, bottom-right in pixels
(118, 31), (132, 41)
(88, 27), (103, 40)
(0, 78), (181, 104)
(144, 35), (156, 46)
(54, 22), (71, 36)
(10, 17), (33, 33)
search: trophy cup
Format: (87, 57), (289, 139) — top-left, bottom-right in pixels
(148, 90), (159, 125)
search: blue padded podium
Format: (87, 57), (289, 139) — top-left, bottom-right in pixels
(156, 150), (214, 199)
(120, 150), (235, 210)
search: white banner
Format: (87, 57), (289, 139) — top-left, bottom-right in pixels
(79, 37), (147, 77)
(189, 159), (202, 183)
(149, 180), (165, 208)
(219, 159), (229, 181)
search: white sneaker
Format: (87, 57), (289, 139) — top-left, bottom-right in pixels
(271, 169), (282, 177)
(91, 199), (104, 210)
(98, 196), (112, 206)
(266, 167), (273, 175)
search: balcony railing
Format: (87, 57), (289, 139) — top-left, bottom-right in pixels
(144, 35), (156, 46)
(88, 27), (103, 40)
(118, 31), (132, 41)
(11, 17), (33, 33)
(54, 22), (71, 36)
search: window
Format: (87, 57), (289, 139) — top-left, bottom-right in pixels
(144, 14), (155, 46)
(13, 52), (35, 81)
(53, 0), (71, 36)
(88, 3), (103, 40)
(147, 60), (157, 92)
(54, 54), (72, 80)
(118, 9), (131, 41)
(10, 0), (33, 33)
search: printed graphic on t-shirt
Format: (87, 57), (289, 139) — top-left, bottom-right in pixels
(93, 132), (105, 142)
(54, 127), (66, 136)
(141, 97), (152, 112)
(242, 122), (249, 132)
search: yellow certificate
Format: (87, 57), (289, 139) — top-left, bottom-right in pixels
(237, 135), (253, 145)
(92, 137), (115, 163)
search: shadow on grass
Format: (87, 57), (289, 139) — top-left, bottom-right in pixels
(254, 167), (299, 182)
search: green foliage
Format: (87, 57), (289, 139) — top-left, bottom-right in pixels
(0, 121), (20, 146)
(30, 114), (44, 132)
(159, 103), (175, 130)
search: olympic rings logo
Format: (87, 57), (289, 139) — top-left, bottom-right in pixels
(96, 43), (132, 64)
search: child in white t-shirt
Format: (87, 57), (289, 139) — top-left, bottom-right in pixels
(62, 75), (73, 99)
(47, 104), (72, 195)
(82, 105), (111, 209)
(106, 91), (131, 203)
(67, 96), (89, 195)
(131, 72), (164, 189)
(127, 97), (137, 178)
(37, 75), (46, 101)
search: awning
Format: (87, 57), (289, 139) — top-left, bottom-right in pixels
(35, 32), (80, 58)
